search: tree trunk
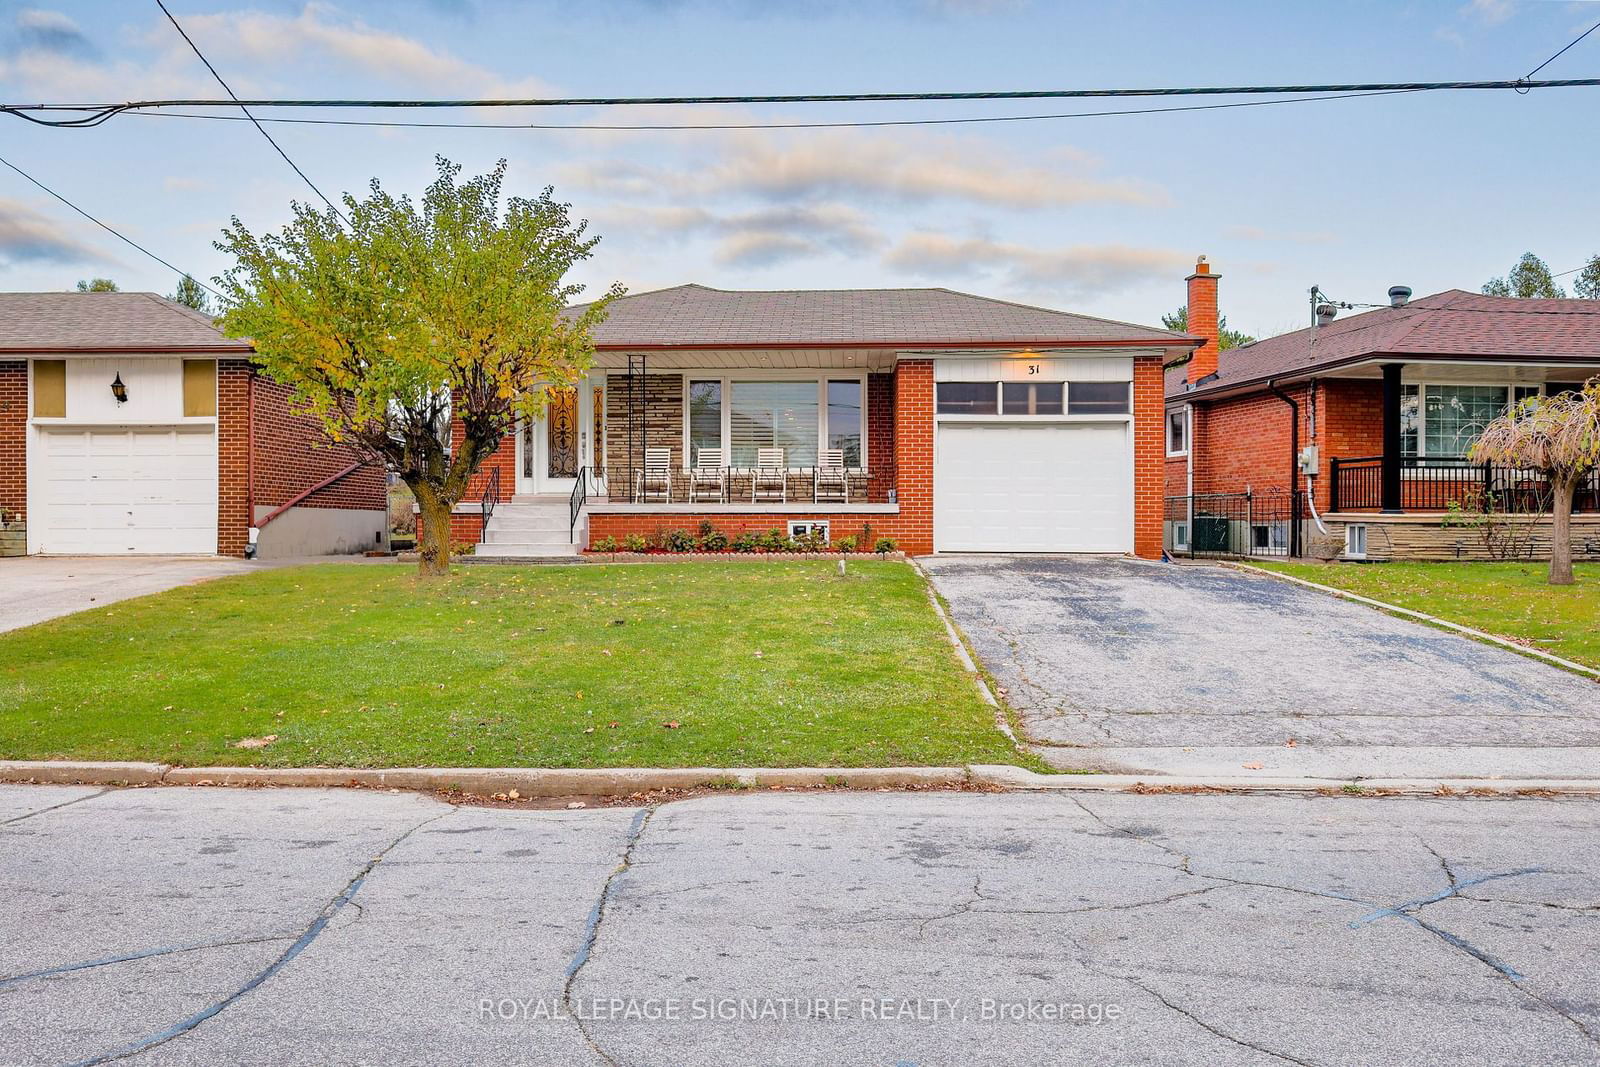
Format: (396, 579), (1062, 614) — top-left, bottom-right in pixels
(415, 488), (454, 578)
(1548, 476), (1576, 586)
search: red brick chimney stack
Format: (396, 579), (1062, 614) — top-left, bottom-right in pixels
(1185, 256), (1220, 384)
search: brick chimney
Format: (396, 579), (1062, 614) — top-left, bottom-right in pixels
(1185, 256), (1220, 384)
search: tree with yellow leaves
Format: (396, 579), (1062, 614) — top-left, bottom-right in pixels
(1470, 382), (1600, 585)
(216, 158), (621, 575)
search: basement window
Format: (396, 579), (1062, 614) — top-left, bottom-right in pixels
(1345, 524), (1368, 560)
(787, 520), (829, 541)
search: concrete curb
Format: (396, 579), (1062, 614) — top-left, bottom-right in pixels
(0, 761), (967, 795)
(1223, 561), (1600, 680)
(5, 760), (1600, 797)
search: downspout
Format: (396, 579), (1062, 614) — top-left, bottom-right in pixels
(245, 368), (257, 559)
(1184, 401), (1194, 543)
(1267, 379), (1305, 556)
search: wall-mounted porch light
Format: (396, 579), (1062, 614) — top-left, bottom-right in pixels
(110, 372), (128, 404)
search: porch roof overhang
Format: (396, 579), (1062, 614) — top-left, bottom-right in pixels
(1166, 351), (1600, 407)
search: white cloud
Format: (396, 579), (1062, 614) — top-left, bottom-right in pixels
(1462, 0), (1516, 24)
(883, 232), (1189, 298)
(1223, 224), (1336, 245)
(593, 202), (885, 268)
(178, 4), (552, 96)
(0, 198), (107, 266)
(562, 129), (1165, 210)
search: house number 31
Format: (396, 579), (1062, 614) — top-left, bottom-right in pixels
(1027, 363), (1041, 375)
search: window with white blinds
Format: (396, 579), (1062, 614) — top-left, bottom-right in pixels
(686, 376), (865, 468)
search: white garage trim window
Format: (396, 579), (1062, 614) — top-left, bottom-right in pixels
(932, 359), (1135, 554)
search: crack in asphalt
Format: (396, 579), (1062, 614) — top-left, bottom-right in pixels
(1, 788), (112, 827)
(0, 936), (295, 991)
(563, 806), (658, 1067)
(63, 804), (457, 1066)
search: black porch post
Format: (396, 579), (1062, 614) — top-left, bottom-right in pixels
(1380, 362), (1404, 513)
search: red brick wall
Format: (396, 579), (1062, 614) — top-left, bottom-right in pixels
(250, 376), (384, 511)
(893, 360), (934, 554)
(217, 360), (251, 556)
(587, 512), (905, 549)
(866, 372), (896, 503)
(1182, 380), (1385, 514)
(455, 419), (517, 504)
(1132, 355), (1165, 559)
(0, 361), (25, 523)
(1164, 454), (1188, 498)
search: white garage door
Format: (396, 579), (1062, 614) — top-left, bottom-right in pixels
(934, 422), (1131, 552)
(37, 428), (218, 554)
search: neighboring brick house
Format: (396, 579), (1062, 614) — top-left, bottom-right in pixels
(0, 292), (385, 558)
(1164, 264), (1600, 561)
(436, 284), (1198, 558)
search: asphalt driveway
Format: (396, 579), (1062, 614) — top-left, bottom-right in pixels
(0, 557), (259, 633)
(922, 556), (1600, 775)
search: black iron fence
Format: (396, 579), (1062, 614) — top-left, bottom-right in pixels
(1164, 490), (1306, 559)
(600, 464), (897, 506)
(1330, 457), (1599, 513)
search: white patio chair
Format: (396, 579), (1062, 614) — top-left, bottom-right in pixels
(814, 448), (849, 504)
(752, 447), (786, 503)
(635, 447), (672, 503)
(690, 447), (727, 503)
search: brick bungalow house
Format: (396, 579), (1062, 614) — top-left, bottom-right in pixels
(0, 292), (386, 558)
(1164, 263), (1600, 561)
(436, 284), (1199, 558)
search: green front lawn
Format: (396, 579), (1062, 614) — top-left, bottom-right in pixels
(0, 561), (1030, 770)
(1255, 561), (1600, 670)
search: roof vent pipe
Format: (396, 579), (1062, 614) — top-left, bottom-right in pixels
(1388, 285), (1412, 307)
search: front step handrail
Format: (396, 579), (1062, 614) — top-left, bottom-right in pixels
(569, 467), (588, 543)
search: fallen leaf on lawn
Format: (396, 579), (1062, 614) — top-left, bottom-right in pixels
(601, 649), (613, 656)
(1242, 761), (1264, 770)
(507, 789), (520, 800)
(607, 722), (618, 729)
(753, 650), (764, 658)
(230, 735), (278, 750)
(662, 720), (681, 729)
(584, 726), (596, 734)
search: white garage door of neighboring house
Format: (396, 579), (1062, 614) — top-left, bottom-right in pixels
(934, 422), (1131, 552)
(37, 428), (217, 554)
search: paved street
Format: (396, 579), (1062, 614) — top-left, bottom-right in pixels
(923, 556), (1600, 776)
(3, 785), (1598, 1066)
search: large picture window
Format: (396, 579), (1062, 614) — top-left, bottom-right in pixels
(1401, 383), (1566, 459)
(688, 376), (865, 468)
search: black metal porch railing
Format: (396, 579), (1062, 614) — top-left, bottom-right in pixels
(568, 467), (587, 543)
(602, 464), (896, 506)
(480, 465), (500, 542)
(1330, 457), (1599, 513)
(1164, 490), (1305, 560)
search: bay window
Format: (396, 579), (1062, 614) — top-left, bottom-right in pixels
(687, 375), (866, 468)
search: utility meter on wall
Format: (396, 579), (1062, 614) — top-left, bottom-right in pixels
(1297, 445), (1319, 475)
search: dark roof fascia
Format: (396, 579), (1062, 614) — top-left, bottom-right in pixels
(598, 337), (1200, 353)
(0, 343), (253, 354)
(1165, 349), (1600, 404)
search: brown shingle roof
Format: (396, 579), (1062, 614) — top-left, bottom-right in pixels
(0, 292), (251, 352)
(1168, 289), (1600, 400)
(573, 284), (1196, 349)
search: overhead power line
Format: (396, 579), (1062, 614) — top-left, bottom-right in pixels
(3, 77), (1599, 129)
(0, 151), (221, 297)
(123, 88), (1428, 132)
(1524, 18), (1600, 81)
(153, 0), (347, 223)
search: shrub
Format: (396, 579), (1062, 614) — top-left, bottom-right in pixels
(697, 519), (716, 539)
(699, 528), (729, 552)
(758, 528), (787, 553)
(731, 531), (761, 553)
(835, 535), (857, 553)
(794, 529), (828, 553)
(663, 528), (696, 553)
(593, 535), (619, 553)
(623, 533), (648, 553)
(874, 537), (898, 555)
(858, 521), (875, 548)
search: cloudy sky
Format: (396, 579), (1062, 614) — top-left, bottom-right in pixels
(0, 0), (1597, 336)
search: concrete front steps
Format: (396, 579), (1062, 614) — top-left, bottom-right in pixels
(468, 496), (587, 561)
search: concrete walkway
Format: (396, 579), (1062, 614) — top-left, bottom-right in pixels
(0, 555), (390, 634)
(922, 555), (1600, 780)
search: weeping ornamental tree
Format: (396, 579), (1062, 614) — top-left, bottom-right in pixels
(216, 158), (620, 576)
(1469, 382), (1600, 585)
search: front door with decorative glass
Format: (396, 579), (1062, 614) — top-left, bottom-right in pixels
(515, 385), (596, 495)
